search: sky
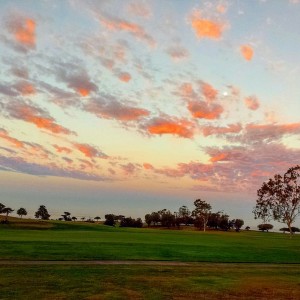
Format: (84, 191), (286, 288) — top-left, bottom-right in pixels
(1, 0), (300, 228)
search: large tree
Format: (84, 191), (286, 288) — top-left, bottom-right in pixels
(2, 207), (14, 222)
(17, 208), (27, 218)
(192, 199), (212, 232)
(253, 165), (300, 235)
(0, 203), (5, 214)
(35, 205), (50, 220)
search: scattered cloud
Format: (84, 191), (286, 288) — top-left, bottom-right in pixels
(4, 100), (74, 135)
(201, 82), (218, 102)
(190, 11), (224, 40)
(5, 15), (36, 52)
(53, 144), (72, 154)
(118, 72), (132, 82)
(202, 123), (242, 136)
(0, 128), (25, 148)
(127, 2), (151, 18)
(13, 81), (36, 95)
(85, 96), (150, 122)
(166, 46), (189, 61)
(240, 45), (254, 61)
(99, 14), (156, 47)
(244, 96), (260, 110)
(0, 155), (109, 181)
(146, 117), (194, 138)
(74, 143), (108, 159)
(188, 100), (223, 119)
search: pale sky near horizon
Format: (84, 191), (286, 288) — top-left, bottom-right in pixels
(1, 0), (300, 228)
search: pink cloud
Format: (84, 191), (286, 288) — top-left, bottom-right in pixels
(202, 123), (242, 136)
(118, 72), (132, 82)
(120, 162), (140, 175)
(14, 81), (36, 95)
(74, 143), (108, 159)
(0, 128), (25, 148)
(188, 100), (223, 119)
(99, 15), (155, 47)
(5, 101), (74, 135)
(166, 46), (189, 61)
(127, 2), (151, 18)
(201, 82), (218, 102)
(85, 97), (150, 122)
(7, 17), (36, 49)
(53, 144), (72, 154)
(244, 96), (260, 110)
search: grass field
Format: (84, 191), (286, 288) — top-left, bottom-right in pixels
(0, 218), (299, 263)
(1, 264), (300, 300)
(1, 218), (300, 299)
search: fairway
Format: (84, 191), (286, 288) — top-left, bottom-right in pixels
(1, 264), (299, 300)
(1, 220), (300, 299)
(0, 219), (300, 263)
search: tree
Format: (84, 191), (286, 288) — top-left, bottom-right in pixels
(258, 224), (273, 232)
(145, 214), (152, 227)
(81, 217), (85, 221)
(94, 216), (101, 222)
(17, 208), (27, 218)
(35, 205), (50, 220)
(245, 226), (250, 231)
(104, 214), (115, 226)
(253, 166), (300, 236)
(0, 203), (5, 214)
(280, 227), (299, 234)
(192, 199), (212, 231)
(71, 216), (77, 221)
(61, 212), (71, 221)
(178, 205), (192, 225)
(2, 207), (14, 222)
(233, 219), (244, 232)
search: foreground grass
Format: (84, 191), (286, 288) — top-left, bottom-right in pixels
(0, 218), (300, 263)
(0, 264), (299, 299)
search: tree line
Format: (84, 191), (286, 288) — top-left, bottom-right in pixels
(1, 165), (300, 235)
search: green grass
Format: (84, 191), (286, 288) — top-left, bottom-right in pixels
(0, 264), (299, 299)
(0, 218), (300, 263)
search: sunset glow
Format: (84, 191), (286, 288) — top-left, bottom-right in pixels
(1, 0), (300, 223)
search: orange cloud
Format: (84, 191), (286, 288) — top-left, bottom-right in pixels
(143, 163), (153, 170)
(7, 101), (74, 135)
(202, 123), (242, 136)
(14, 18), (36, 47)
(118, 72), (132, 82)
(53, 144), (72, 154)
(100, 15), (155, 47)
(244, 96), (260, 110)
(191, 13), (224, 39)
(0, 128), (24, 148)
(188, 101), (223, 119)
(147, 118), (194, 138)
(74, 143), (108, 159)
(210, 153), (228, 162)
(15, 81), (36, 95)
(77, 88), (90, 97)
(202, 83), (218, 102)
(240, 45), (254, 61)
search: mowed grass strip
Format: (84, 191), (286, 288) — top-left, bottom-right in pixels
(0, 219), (300, 263)
(0, 264), (299, 300)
